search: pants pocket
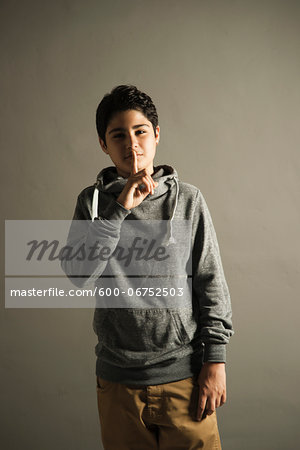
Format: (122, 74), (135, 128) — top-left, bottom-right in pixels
(96, 376), (101, 389)
(96, 376), (114, 391)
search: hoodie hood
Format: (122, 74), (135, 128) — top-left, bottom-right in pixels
(92, 165), (179, 245)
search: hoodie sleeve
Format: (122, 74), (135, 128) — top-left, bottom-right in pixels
(192, 190), (234, 363)
(61, 189), (131, 288)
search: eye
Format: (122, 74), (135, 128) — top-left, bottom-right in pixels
(136, 130), (146, 135)
(113, 133), (125, 139)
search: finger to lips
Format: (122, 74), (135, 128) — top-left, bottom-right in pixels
(131, 150), (138, 175)
(130, 153), (157, 195)
(133, 164), (156, 195)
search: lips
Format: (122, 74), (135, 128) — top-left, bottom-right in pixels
(125, 154), (143, 159)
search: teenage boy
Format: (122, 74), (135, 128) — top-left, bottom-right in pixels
(61, 85), (234, 450)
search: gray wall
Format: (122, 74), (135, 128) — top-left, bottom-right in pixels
(1, 0), (299, 449)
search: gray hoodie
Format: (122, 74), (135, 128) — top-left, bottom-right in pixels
(61, 165), (234, 385)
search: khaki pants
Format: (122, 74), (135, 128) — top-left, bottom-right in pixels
(96, 374), (222, 450)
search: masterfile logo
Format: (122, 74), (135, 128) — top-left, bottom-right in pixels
(26, 236), (170, 266)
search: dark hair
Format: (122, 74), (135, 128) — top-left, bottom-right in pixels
(96, 85), (159, 145)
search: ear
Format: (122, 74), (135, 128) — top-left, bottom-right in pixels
(155, 125), (160, 145)
(99, 137), (109, 154)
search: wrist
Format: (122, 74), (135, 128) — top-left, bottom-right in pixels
(202, 361), (225, 369)
(202, 362), (225, 371)
(203, 362), (225, 365)
(116, 194), (127, 209)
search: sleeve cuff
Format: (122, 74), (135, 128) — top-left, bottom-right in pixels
(203, 344), (226, 363)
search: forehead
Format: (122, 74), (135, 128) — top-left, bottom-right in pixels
(107, 109), (150, 130)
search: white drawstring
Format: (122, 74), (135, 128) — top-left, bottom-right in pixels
(92, 187), (99, 222)
(166, 177), (179, 245)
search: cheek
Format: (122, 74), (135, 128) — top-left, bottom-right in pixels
(144, 138), (157, 148)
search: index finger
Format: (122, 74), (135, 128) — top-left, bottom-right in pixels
(131, 150), (138, 175)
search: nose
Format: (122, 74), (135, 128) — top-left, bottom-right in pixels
(126, 133), (138, 151)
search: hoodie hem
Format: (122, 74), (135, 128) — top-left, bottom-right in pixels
(95, 353), (203, 386)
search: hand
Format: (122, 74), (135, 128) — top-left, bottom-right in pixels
(196, 362), (226, 421)
(116, 150), (158, 210)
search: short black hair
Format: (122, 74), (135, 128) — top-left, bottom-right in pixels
(96, 85), (159, 146)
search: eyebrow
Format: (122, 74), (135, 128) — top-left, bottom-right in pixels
(108, 124), (150, 135)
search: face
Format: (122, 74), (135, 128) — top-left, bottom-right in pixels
(99, 109), (160, 178)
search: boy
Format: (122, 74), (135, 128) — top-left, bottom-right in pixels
(61, 85), (234, 449)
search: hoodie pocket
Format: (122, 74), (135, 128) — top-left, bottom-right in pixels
(94, 308), (193, 366)
(171, 311), (191, 345)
